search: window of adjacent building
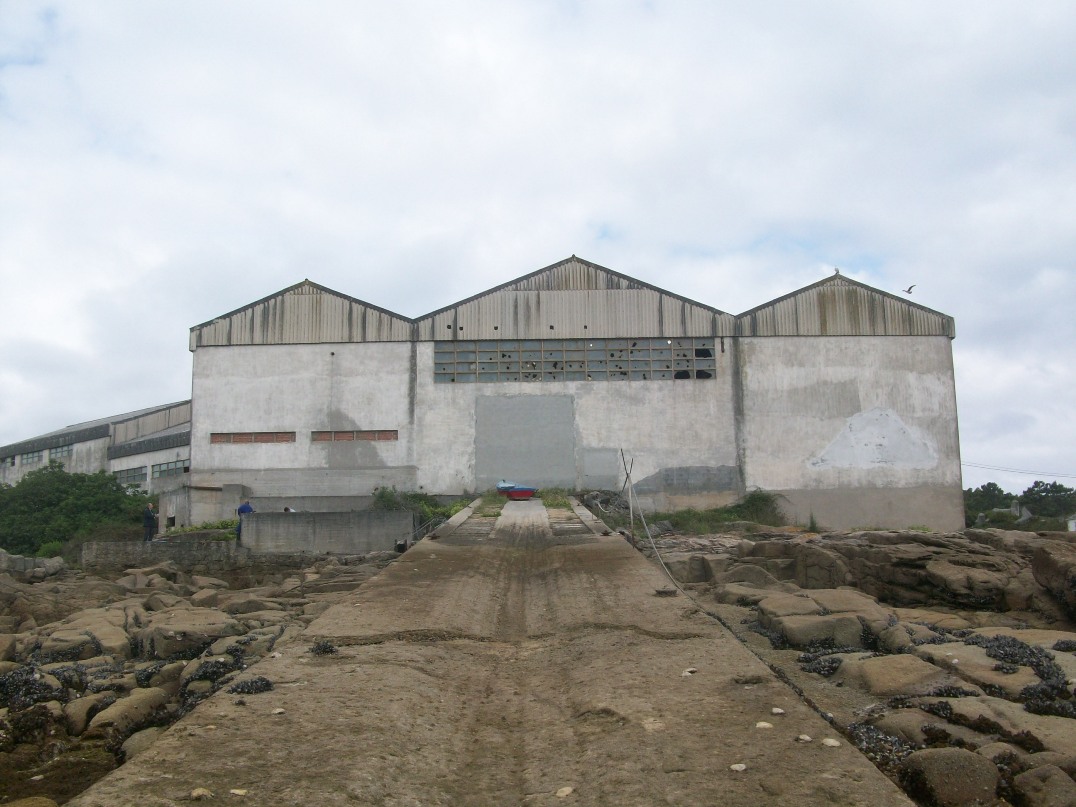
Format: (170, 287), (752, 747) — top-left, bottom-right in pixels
(210, 432), (296, 444)
(20, 449), (43, 464)
(50, 444), (73, 460)
(311, 430), (399, 442)
(2, 456), (14, 467)
(114, 466), (148, 486)
(433, 338), (718, 383)
(152, 459), (189, 478)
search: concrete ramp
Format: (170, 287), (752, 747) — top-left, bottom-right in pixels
(69, 500), (912, 807)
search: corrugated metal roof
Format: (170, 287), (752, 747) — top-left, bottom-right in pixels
(189, 280), (414, 349)
(735, 275), (955, 338)
(415, 257), (735, 340)
(188, 261), (954, 349)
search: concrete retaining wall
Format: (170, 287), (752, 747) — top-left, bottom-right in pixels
(241, 510), (415, 554)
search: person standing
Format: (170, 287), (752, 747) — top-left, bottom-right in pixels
(142, 502), (158, 542)
(236, 499), (255, 543)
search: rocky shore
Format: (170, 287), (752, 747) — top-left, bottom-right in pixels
(0, 552), (395, 805)
(3, 524), (1075, 806)
(653, 526), (1076, 807)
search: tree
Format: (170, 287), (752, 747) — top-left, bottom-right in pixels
(0, 462), (148, 556)
(1019, 480), (1076, 520)
(963, 482), (1015, 526)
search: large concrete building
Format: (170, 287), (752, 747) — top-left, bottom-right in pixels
(178, 257), (962, 531)
(3, 257), (964, 532)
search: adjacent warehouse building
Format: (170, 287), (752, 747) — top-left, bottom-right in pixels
(172, 256), (962, 531)
(0, 401), (192, 498)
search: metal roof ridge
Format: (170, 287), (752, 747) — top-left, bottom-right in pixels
(189, 279), (415, 331)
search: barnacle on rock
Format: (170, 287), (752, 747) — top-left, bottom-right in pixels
(227, 677), (273, 695)
(309, 641), (338, 656)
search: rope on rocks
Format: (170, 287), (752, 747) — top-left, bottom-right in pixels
(620, 449), (687, 596)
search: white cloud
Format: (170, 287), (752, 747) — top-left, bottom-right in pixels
(1, 1), (1074, 494)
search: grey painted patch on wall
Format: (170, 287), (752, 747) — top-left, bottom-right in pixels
(808, 407), (937, 470)
(633, 465), (741, 493)
(582, 449), (620, 489)
(475, 395), (576, 490)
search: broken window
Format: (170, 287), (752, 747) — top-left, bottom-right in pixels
(432, 337), (719, 383)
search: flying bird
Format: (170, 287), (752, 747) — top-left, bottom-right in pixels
(902, 284), (916, 294)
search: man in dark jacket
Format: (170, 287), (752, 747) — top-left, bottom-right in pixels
(142, 502), (158, 542)
(236, 500), (255, 543)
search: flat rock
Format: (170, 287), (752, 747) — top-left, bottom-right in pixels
(917, 695), (1076, 755)
(835, 653), (974, 697)
(913, 642), (1040, 698)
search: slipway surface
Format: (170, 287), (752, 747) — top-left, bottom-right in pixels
(68, 500), (913, 807)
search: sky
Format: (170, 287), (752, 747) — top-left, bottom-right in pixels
(1, 1), (1074, 495)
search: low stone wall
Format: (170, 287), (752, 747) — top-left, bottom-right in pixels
(78, 539), (384, 587)
(241, 510), (415, 554)
(0, 548), (65, 581)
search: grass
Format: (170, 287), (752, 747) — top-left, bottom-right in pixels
(537, 488), (572, 509)
(596, 490), (786, 534)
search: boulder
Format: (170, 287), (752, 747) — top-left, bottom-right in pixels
(85, 686), (171, 741)
(900, 747), (1000, 807)
(770, 613), (863, 649)
(0, 633), (15, 661)
(143, 592), (189, 612)
(219, 593), (285, 615)
(1012, 765), (1076, 807)
(63, 692), (118, 736)
(1031, 543), (1076, 617)
(134, 608), (245, 659)
(189, 589), (220, 608)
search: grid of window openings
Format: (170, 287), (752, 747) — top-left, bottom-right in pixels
(433, 338), (719, 383)
(152, 459), (189, 478)
(50, 445), (73, 460)
(114, 466), (148, 486)
(20, 449), (44, 464)
(312, 430), (399, 442)
(210, 432), (297, 444)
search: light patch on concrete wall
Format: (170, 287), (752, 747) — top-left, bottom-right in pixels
(475, 395), (576, 489)
(808, 407), (937, 470)
(581, 448), (621, 489)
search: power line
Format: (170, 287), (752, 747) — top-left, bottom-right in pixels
(961, 461), (1076, 480)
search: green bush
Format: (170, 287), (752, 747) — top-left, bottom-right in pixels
(35, 540), (65, 558)
(370, 487), (466, 525)
(0, 462), (149, 556)
(166, 519), (239, 535)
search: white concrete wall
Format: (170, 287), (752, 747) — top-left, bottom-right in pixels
(190, 343), (417, 501)
(0, 436), (110, 485)
(412, 343), (741, 505)
(737, 336), (963, 530)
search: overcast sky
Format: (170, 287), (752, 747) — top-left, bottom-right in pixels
(1, 2), (1074, 494)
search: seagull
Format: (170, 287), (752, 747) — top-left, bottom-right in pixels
(902, 284), (916, 294)
(833, 268), (840, 274)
